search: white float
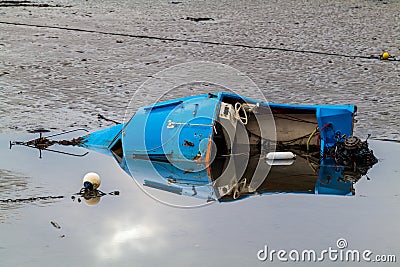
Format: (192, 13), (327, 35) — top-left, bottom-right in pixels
(266, 152), (296, 160)
(265, 152), (296, 166)
(83, 172), (101, 190)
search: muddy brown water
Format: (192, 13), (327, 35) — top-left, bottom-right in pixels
(0, 1), (399, 266)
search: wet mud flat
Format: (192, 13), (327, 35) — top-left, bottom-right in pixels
(0, 0), (399, 140)
(0, 0), (70, 8)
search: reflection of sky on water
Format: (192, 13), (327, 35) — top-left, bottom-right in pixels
(96, 217), (164, 260)
(0, 169), (29, 222)
(1, 134), (399, 266)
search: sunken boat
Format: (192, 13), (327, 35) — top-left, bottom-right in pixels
(74, 92), (377, 201)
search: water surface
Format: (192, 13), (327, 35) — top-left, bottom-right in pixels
(0, 133), (399, 266)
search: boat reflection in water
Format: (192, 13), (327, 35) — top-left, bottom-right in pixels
(119, 148), (372, 204)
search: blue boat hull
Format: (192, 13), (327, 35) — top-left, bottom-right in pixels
(79, 92), (357, 200)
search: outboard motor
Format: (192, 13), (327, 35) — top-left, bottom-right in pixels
(328, 135), (378, 175)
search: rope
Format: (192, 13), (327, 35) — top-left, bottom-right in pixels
(98, 114), (121, 125)
(0, 190), (119, 203)
(0, 195), (64, 203)
(371, 138), (400, 143)
(274, 114), (318, 124)
(0, 21), (398, 62)
(277, 130), (317, 145)
(306, 127), (319, 153)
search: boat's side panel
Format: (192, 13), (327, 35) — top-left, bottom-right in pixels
(316, 106), (355, 149)
(267, 102), (355, 113)
(122, 94), (220, 167)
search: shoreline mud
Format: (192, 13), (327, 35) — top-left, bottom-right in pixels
(1, 0), (399, 138)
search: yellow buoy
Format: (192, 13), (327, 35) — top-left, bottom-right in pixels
(381, 51), (390, 60)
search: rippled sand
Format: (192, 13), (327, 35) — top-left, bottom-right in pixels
(0, 0), (399, 139)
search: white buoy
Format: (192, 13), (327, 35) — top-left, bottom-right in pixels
(83, 172), (101, 190)
(266, 152), (296, 160)
(84, 197), (101, 206)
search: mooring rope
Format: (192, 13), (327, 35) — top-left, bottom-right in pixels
(0, 195), (64, 203)
(0, 190), (119, 203)
(98, 114), (121, 125)
(0, 21), (398, 61)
